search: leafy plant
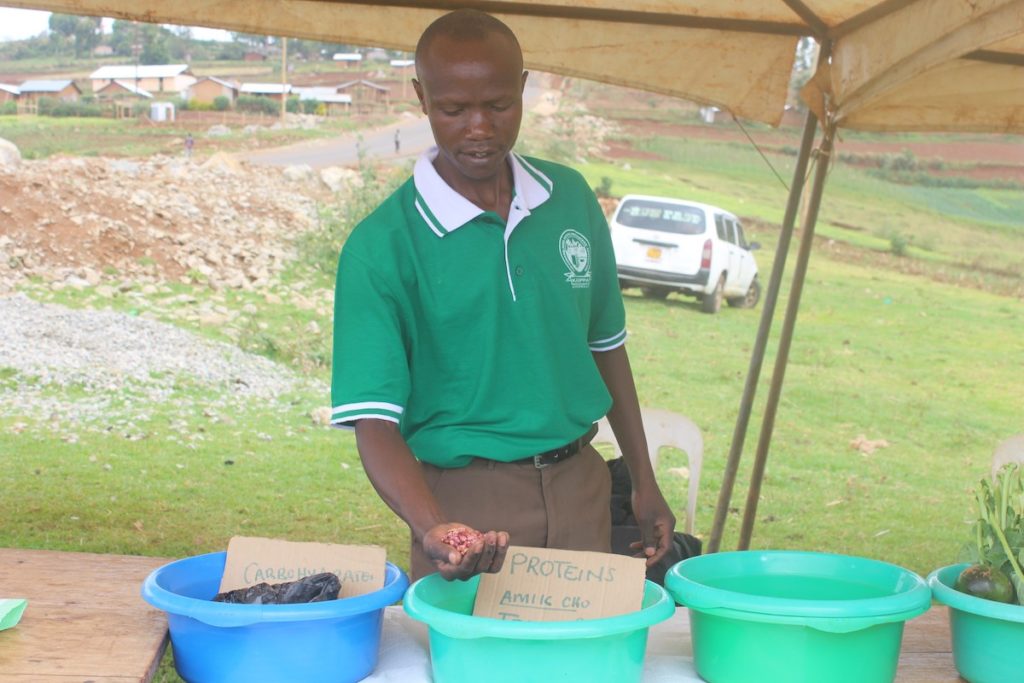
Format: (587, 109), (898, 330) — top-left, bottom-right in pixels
(958, 463), (1024, 605)
(594, 176), (614, 198)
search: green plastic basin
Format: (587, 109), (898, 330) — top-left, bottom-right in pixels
(665, 550), (931, 683)
(403, 573), (675, 683)
(928, 563), (1024, 683)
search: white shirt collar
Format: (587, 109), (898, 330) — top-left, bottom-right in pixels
(412, 147), (553, 237)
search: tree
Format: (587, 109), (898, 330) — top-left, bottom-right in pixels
(48, 13), (102, 58)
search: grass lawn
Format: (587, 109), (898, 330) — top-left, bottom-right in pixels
(2, 86), (1023, 682)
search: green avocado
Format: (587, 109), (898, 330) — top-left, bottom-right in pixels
(955, 564), (1016, 604)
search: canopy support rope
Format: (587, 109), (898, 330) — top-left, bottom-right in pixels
(730, 112), (791, 192)
(707, 38), (833, 554)
(737, 119), (837, 549)
(706, 107), (819, 553)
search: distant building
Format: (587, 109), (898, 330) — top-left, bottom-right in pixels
(0, 83), (19, 104)
(366, 48), (389, 62)
(94, 80), (154, 100)
(18, 80), (81, 105)
(389, 59), (415, 68)
(89, 64), (196, 95)
(240, 83), (292, 103)
(244, 51), (267, 62)
(333, 52), (363, 67)
(337, 79), (390, 113)
(185, 76), (239, 105)
(292, 87), (352, 115)
(92, 45), (114, 57)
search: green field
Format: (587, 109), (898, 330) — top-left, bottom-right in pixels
(1, 86), (1023, 681)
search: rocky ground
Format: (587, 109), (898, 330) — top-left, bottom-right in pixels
(0, 145), (355, 436)
(0, 151), (352, 293)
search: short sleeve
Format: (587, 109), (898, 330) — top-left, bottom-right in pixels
(585, 190), (627, 351)
(330, 249), (410, 427)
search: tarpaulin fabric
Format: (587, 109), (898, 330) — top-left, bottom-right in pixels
(3, 0), (1022, 132)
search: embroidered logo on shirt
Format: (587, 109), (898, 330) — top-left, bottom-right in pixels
(559, 229), (592, 289)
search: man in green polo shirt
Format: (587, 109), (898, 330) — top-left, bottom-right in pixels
(331, 9), (675, 581)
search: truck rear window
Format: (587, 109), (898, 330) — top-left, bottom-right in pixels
(615, 199), (705, 235)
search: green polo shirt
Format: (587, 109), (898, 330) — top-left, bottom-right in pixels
(331, 149), (627, 467)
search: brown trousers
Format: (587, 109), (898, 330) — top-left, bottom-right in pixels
(409, 445), (612, 581)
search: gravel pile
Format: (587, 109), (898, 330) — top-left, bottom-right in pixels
(0, 293), (326, 431)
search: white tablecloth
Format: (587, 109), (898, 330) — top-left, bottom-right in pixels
(366, 606), (701, 682)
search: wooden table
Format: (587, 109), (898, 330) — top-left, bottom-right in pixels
(0, 547), (962, 682)
(897, 608), (961, 682)
(0, 548), (170, 682)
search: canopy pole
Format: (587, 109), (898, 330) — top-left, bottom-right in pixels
(706, 108), (820, 554)
(737, 120), (837, 550)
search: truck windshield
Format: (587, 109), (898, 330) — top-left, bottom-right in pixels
(615, 199), (705, 235)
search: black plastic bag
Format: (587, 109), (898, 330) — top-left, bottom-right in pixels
(213, 572), (341, 604)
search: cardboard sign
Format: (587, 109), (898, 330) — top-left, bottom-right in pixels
(219, 536), (386, 598)
(473, 546), (646, 621)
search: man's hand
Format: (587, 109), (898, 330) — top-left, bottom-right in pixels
(629, 486), (676, 567)
(424, 522), (509, 580)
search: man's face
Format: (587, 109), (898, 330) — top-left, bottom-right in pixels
(414, 34), (527, 190)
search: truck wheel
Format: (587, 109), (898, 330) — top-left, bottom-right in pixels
(728, 276), (761, 309)
(701, 275), (724, 314)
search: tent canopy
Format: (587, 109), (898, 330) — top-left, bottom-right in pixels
(4, 0), (1023, 132)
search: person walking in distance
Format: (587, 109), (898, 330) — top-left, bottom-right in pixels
(330, 9), (675, 582)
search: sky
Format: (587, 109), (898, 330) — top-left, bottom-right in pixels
(0, 6), (232, 42)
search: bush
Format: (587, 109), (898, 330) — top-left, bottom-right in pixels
(286, 96), (300, 114)
(0, 101), (15, 115)
(300, 99), (320, 115)
(889, 232), (910, 257)
(187, 99), (213, 111)
(37, 97), (104, 118)
(594, 176), (614, 198)
(212, 96), (230, 111)
(297, 165), (405, 279)
(236, 95), (279, 115)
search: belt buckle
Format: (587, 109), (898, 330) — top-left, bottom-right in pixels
(533, 454), (551, 469)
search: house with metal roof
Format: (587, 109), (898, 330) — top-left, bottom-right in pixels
(184, 76), (239, 106)
(89, 64), (196, 95)
(292, 87), (352, 115)
(336, 79), (390, 113)
(17, 80), (81, 105)
(95, 80), (154, 100)
(332, 52), (363, 67)
(0, 83), (19, 105)
(239, 83), (292, 103)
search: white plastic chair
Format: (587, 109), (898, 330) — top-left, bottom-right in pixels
(595, 408), (703, 535)
(991, 434), (1024, 478)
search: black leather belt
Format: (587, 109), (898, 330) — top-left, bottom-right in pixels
(516, 423), (600, 469)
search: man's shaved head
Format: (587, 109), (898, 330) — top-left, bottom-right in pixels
(415, 9), (522, 81)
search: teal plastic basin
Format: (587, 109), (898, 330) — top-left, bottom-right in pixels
(928, 563), (1024, 683)
(665, 550), (931, 683)
(403, 573), (675, 683)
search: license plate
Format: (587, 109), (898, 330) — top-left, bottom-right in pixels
(646, 247), (662, 261)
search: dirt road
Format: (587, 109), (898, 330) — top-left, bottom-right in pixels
(240, 81), (546, 169)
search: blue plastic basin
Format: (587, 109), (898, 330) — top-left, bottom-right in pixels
(141, 551), (409, 683)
